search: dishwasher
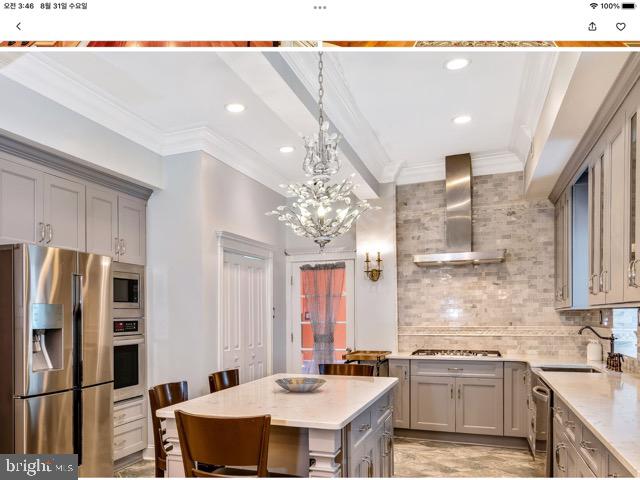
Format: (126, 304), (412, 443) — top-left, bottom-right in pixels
(531, 370), (553, 478)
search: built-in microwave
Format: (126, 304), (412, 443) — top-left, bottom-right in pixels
(113, 319), (146, 402)
(112, 262), (144, 318)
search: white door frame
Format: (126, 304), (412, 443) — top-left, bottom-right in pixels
(216, 231), (274, 377)
(285, 252), (356, 373)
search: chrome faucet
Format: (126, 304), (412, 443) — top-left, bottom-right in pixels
(578, 325), (616, 354)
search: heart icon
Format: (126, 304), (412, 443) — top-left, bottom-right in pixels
(617, 22), (626, 31)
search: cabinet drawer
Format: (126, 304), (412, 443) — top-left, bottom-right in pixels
(552, 397), (570, 427)
(371, 392), (392, 427)
(412, 360), (503, 378)
(607, 453), (633, 478)
(113, 418), (146, 461)
(578, 426), (606, 476)
(350, 408), (373, 448)
(114, 397), (146, 427)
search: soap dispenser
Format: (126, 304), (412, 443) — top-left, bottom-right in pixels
(587, 339), (603, 362)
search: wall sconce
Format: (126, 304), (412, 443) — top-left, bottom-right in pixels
(364, 252), (383, 282)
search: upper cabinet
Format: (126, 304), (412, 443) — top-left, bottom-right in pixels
(0, 157), (85, 251)
(0, 154), (147, 265)
(86, 187), (146, 265)
(558, 76), (640, 309)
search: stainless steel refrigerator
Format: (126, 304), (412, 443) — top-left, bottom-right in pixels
(0, 244), (114, 477)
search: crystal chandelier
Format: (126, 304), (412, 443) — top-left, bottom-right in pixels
(267, 52), (377, 251)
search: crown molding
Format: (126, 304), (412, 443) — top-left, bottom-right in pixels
(395, 150), (522, 185)
(510, 52), (558, 165)
(279, 52), (394, 181)
(0, 53), (291, 195)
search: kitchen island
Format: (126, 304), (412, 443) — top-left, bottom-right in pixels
(156, 373), (398, 477)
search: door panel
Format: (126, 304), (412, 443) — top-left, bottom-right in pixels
(222, 252), (268, 383)
(80, 383), (113, 477)
(504, 362), (528, 438)
(455, 378), (504, 435)
(78, 252), (113, 387)
(608, 123), (626, 303)
(410, 375), (455, 432)
(17, 245), (75, 397)
(117, 195), (146, 265)
(0, 158), (44, 245)
(389, 360), (410, 429)
(14, 389), (73, 454)
(43, 174), (85, 251)
(86, 187), (118, 259)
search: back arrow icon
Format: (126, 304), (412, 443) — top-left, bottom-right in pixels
(16, 22), (21, 30)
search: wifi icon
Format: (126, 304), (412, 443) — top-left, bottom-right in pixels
(590, 2), (598, 7)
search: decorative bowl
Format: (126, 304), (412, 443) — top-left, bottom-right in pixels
(275, 377), (326, 393)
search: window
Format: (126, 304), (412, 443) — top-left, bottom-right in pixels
(612, 308), (638, 359)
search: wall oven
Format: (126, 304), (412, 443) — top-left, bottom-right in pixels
(113, 319), (146, 402)
(112, 262), (144, 319)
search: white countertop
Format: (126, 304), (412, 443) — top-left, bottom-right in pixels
(389, 352), (640, 476)
(156, 373), (398, 430)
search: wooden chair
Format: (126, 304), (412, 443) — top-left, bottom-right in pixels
(208, 368), (240, 393)
(149, 381), (189, 478)
(175, 411), (271, 477)
(318, 363), (375, 376)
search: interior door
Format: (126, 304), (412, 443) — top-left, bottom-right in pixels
(290, 259), (354, 373)
(221, 252), (268, 383)
(43, 174), (86, 251)
(0, 157), (44, 245)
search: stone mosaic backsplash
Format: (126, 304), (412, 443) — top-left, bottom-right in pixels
(395, 171), (614, 359)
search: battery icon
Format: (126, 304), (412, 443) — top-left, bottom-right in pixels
(622, 3), (636, 8)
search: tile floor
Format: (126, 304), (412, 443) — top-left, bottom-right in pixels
(116, 436), (545, 478)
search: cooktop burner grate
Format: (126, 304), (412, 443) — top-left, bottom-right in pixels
(411, 349), (502, 357)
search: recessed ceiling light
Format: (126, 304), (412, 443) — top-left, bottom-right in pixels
(445, 58), (470, 71)
(279, 146), (295, 154)
(225, 103), (246, 113)
(453, 115), (472, 125)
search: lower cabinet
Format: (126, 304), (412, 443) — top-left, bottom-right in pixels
(553, 423), (595, 478)
(504, 362), (529, 438)
(410, 374), (503, 435)
(389, 360), (410, 429)
(348, 395), (393, 477)
(113, 396), (147, 461)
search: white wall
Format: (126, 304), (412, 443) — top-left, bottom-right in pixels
(0, 75), (164, 189)
(355, 183), (398, 351)
(146, 151), (287, 405)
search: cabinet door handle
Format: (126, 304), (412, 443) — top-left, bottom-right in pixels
(555, 443), (567, 472)
(120, 238), (126, 255)
(115, 237), (121, 255)
(588, 273), (599, 294)
(457, 386), (461, 400)
(38, 222), (46, 243)
(580, 440), (597, 453)
(45, 224), (53, 244)
(361, 456), (373, 478)
(447, 367), (463, 371)
(628, 259), (635, 286)
(450, 385), (454, 399)
(633, 260), (640, 288)
(403, 367), (408, 381)
(359, 424), (371, 432)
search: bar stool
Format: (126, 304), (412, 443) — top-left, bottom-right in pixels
(208, 368), (240, 393)
(175, 411), (271, 477)
(318, 363), (374, 376)
(149, 381), (189, 478)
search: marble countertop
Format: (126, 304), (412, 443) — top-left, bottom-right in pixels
(156, 373), (398, 430)
(389, 352), (640, 476)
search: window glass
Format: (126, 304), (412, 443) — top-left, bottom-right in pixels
(612, 308), (638, 358)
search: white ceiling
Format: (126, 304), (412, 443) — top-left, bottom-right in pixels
(0, 51), (563, 196)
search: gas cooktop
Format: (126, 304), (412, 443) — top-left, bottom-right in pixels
(411, 349), (502, 357)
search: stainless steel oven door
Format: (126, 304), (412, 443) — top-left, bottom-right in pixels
(113, 335), (145, 402)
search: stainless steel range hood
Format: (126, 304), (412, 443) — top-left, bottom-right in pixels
(413, 153), (506, 267)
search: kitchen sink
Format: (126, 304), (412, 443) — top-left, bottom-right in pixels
(538, 366), (601, 373)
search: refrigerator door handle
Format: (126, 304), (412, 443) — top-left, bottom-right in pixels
(72, 274), (84, 385)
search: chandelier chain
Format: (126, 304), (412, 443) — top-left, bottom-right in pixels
(318, 52), (325, 130)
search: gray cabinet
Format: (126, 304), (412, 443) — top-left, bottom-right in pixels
(555, 190), (572, 309)
(389, 360), (410, 429)
(0, 158), (44, 245)
(504, 362), (528, 438)
(455, 377), (504, 436)
(117, 195), (146, 265)
(410, 375), (456, 432)
(86, 186), (119, 258)
(348, 404), (393, 478)
(43, 174), (85, 251)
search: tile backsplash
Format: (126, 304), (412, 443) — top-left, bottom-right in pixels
(395, 171), (611, 358)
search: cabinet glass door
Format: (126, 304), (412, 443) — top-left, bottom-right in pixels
(625, 113), (640, 301)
